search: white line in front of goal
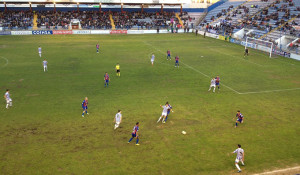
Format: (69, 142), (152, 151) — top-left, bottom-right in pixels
(239, 87), (300, 95)
(143, 41), (241, 94)
(252, 166), (300, 175)
(0, 56), (9, 68)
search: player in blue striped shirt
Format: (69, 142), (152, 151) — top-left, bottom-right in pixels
(128, 122), (140, 146)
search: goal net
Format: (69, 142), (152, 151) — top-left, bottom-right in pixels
(244, 37), (274, 58)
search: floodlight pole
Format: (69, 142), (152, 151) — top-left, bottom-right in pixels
(161, 4), (163, 13)
(29, 2), (32, 12)
(141, 4), (143, 13)
(77, 2), (79, 13)
(4, 2), (7, 13)
(121, 3), (123, 13)
(180, 4), (182, 15)
(54, 2), (56, 13)
(99, 3), (101, 13)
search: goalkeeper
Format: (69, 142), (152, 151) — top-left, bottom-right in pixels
(244, 48), (249, 57)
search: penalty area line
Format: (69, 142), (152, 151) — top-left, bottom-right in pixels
(239, 88), (300, 95)
(0, 56), (9, 68)
(143, 41), (241, 94)
(252, 166), (300, 175)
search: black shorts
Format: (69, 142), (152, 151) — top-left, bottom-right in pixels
(117, 69), (120, 73)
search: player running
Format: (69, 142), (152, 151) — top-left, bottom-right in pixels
(115, 63), (120, 77)
(38, 46), (42, 58)
(208, 78), (216, 93)
(164, 103), (173, 122)
(175, 55), (179, 68)
(235, 110), (244, 128)
(151, 53), (155, 66)
(81, 97), (89, 117)
(244, 48), (249, 57)
(232, 144), (245, 173)
(4, 89), (12, 109)
(157, 102), (172, 124)
(96, 43), (100, 53)
(128, 122), (140, 146)
(43, 59), (48, 72)
(104, 72), (110, 87)
(167, 50), (171, 60)
(215, 76), (220, 91)
(114, 110), (122, 130)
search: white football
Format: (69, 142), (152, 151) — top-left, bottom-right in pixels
(182, 131), (187, 135)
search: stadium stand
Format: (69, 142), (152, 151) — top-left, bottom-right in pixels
(0, 10), (33, 30)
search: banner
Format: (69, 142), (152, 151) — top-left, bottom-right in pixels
(53, 30), (73, 35)
(110, 30), (127, 34)
(241, 41), (257, 49)
(73, 30), (91, 34)
(11, 31), (32, 35)
(219, 35), (225, 41)
(91, 30), (110, 34)
(32, 30), (53, 35)
(272, 49), (291, 58)
(127, 30), (144, 34)
(0, 31), (11, 35)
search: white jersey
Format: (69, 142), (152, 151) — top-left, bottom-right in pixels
(43, 61), (48, 66)
(151, 55), (155, 61)
(210, 79), (216, 86)
(162, 105), (170, 114)
(233, 148), (244, 160)
(38, 47), (42, 53)
(5, 92), (10, 99)
(115, 113), (122, 123)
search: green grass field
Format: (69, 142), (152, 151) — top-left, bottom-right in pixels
(0, 34), (299, 175)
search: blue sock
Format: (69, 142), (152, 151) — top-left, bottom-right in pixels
(136, 138), (139, 144)
(82, 112), (84, 116)
(86, 111), (88, 114)
(128, 138), (133, 142)
(165, 116), (168, 121)
(236, 123), (238, 127)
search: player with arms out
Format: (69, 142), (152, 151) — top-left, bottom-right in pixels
(151, 53), (155, 66)
(157, 102), (172, 124)
(43, 59), (48, 72)
(234, 110), (244, 128)
(208, 78), (216, 93)
(81, 97), (89, 117)
(4, 89), (12, 109)
(175, 55), (179, 68)
(128, 122), (140, 146)
(104, 72), (110, 87)
(215, 76), (220, 92)
(114, 110), (122, 130)
(232, 144), (245, 173)
(244, 48), (249, 57)
(115, 63), (120, 77)
(164, 103), (173, 123)
(167, 50), (171, 60)
(96, 43), (100, 53)
(38, 46), (42, 58)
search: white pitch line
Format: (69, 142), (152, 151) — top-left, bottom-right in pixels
(0, 56), (9, 68)
(239, 87), (300, 95)
(143, 41), (241, 94)
(252, 166), (300, 175)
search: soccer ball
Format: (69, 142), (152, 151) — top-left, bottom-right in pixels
(181, 131), (186, 135)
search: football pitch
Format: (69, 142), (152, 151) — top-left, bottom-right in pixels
(0, 33), (299, 175)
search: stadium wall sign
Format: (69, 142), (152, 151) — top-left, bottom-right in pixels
(53, 30), (73, 35)
(127, 30), (144, 34)
(91, 30), (110, 34)
(110, 30), (128, 34)
(32, 30), (53, 35)
(0, 31), (11, 35)
(11, 31), (32, 35)
(73, 30), (91, 34)
(241, 41), (257, 49)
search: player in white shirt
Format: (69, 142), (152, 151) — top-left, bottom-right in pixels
(151, 53), (155, 66)
(208, 78), (216, 93)
(43, 59), (48, 72)
(114, 110), (122, 130)
(38, 46), (42, 58)
(232, 144), (245, 173)
(157, 102), (172, 124)
(4, 89), (12, 109)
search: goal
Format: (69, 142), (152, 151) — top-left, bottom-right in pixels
(244, 37), (274, 58)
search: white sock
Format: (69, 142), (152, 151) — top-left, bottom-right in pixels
(6, 104), (9, 108)
(10, 102), (12, 106)
(39, 54), (41, 57)
(235, 164), (241, 171)
(157, 116), (162, 123)
(213, 87), (215, 92)
(241, 160), (244, 165)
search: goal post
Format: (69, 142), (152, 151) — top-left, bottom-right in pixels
(245, 37), (274, 58)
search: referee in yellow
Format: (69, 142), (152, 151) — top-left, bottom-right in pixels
(115, 63), (120, 77)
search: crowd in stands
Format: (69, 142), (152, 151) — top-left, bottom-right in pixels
(0, 10), (33, 29)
